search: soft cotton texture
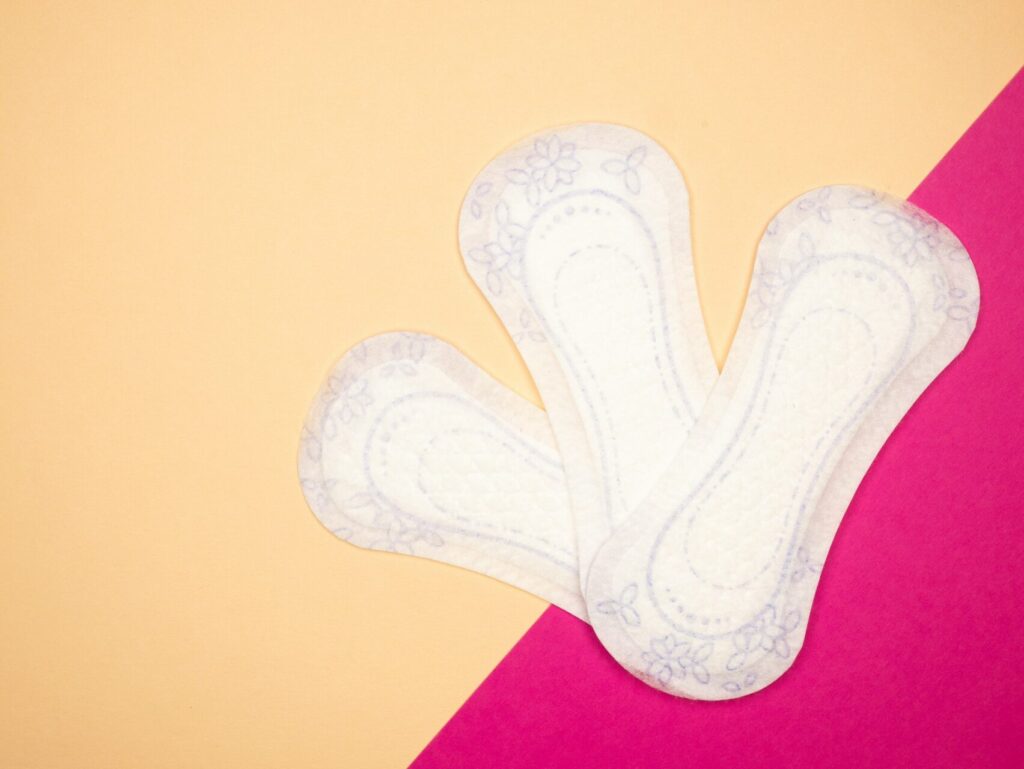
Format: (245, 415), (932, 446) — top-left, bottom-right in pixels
(298, 332), (584, 618)
(459, 123), (717, 569)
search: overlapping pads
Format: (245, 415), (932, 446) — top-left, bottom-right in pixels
(299, 124), (979, 700)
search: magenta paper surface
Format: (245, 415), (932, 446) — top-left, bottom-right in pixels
(411, 67), (1024, 769)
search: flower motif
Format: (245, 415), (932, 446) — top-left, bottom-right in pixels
(594, 583), (640, 627)
(469, 201), (527, 295)
(726, 605), (800, 671)
(511, 308), (546, 344)
(371, 513), (444, 554)
(506, 135), (581, 206)
(847, 188), (883, 209)
(940, 243), (971, 263)
(751, 232), (816, 327)
(759, 605), (800, 658)
(527, 135), (581, 190)
(300, 477), (336, 516)
(347, 492), (444, 554)
(641, 634), (713, 686)
(469, 181), (493, 220)
(323, 375), (373, 424)
(727, 623), (761, 671)
(872, 209), (941, 266)
(722, 671), (758, 694)
(380, 333), (427, 377)
(299, 478), (354, 538)
(790, 546), (821, 584)
(797, 187), (833, 223)
(601, 145), (646, 194)
(931, 274), (979, 333)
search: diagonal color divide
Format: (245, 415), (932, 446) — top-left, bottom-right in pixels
(411, 67), (1024, 769)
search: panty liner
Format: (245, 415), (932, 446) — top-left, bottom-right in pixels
(298, 124), (979, 701)
(298, 333), (585, 619)
(459, 123), (717, 569)
(586, 186), (978, 699)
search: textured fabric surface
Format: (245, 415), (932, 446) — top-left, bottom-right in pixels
(299, 332), (584, 617)
(587, 187), (978, 697)
(460, 124), (717, 567)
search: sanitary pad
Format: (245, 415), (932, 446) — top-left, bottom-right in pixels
(298, 332), (585, 618)
(299, 125), (979, 701)
(586, 186), (978, 698)
(459, 124), (717, 568)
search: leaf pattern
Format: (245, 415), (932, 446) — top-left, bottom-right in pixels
(601, 145), (646, 194)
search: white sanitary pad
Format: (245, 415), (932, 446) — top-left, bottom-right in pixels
(298, 332), (585, 618)
(586, 186), (978, 699)
(459, 123), (717, 568)
(299, 124), (979, 701)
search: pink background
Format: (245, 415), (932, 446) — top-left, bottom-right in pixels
(413, 69), (1024, 768)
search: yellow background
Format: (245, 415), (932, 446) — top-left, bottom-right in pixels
(1, 2), (1020, 766)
